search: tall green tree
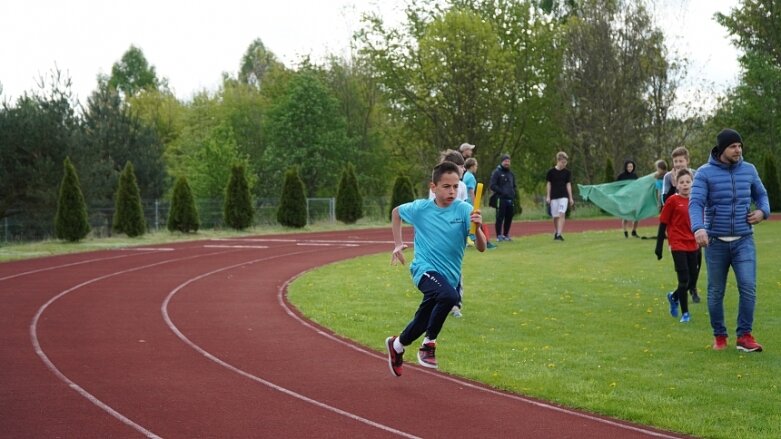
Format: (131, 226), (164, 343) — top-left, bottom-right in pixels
(357, 0), (566, 190)
(55, 157), (90, 242)
(167, 176), (200, 233)
(113, 161), (147, 237)
(77, 77), (165, 205)
(559, 0), (676, 183)
(335, 162), (363, 224)
(713, 1), (781, 164)
(262, 71), (351, 197)
(604, 158), (615, 183)
(224, 163), (254, 230)
(238, 38), (285, 90)
(0, 70), (78, 222)
(108, 45), (160, 98)
(277, 167), (308, 228)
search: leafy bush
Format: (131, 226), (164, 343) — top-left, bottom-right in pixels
(763, 153), (781, 212)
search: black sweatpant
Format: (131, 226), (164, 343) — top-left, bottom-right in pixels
(671, 250), (698, 314)
(495, 198), (514, 237)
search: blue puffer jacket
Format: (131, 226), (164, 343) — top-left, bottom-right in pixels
(689, 151), (770, 237)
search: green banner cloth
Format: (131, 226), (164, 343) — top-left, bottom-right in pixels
(578, 173), (659, 221)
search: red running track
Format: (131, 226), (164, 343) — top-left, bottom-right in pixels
(0, 219), (687, 438)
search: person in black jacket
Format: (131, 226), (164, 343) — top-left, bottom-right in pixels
(617, 159), (639, 238)
(489, 154), (517, 241)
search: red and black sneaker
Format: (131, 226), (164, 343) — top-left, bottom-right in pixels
(712, 335), (728, 351)
(417, 342), (438, 368)
(386, 336), (404, 376)
(736, 333), (763, 352)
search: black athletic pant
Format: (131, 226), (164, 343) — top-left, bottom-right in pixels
(495, 198), (514, 237)
(671, 250), (698, 314)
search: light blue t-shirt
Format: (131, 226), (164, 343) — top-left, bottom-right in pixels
(398, 198), (472, 289)
(463, 171), (477, 205)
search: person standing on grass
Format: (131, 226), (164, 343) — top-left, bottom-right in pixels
(689, 128), (770, 352)
(617, 159), (639, 238)
(386, 161), (486, 376)
(459, 142), (476, 159)
(489, 154), (516, 241)
(662, 146), (701, 303)
(654, 159), (668, 210)
(546, 151), (574, 241)
(655, 169), (698, 323)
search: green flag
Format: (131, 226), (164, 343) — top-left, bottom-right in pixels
(578, 173), (659, 221)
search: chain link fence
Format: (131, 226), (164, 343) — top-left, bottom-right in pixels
(2, 196), (390, 243)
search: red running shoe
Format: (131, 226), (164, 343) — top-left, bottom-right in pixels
(736, 333), (763, 352)
(417, 342), (438, 368)
(386, 336), (404, 376)
(712, 335), (728, 351)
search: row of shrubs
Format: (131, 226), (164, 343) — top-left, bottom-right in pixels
(54, 159), (420, 242)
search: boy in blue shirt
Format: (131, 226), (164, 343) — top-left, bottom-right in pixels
(386, 161), (486, 376)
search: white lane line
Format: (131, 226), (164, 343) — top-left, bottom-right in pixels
(0, 252), (150, 282)
(161, 252), (421, 439)
(210, 238), (399, 245)
(277, 271), (682, 439)
(116, 247), (175, 252)
(296, 243), (359, 247)
(30, 249), (238, 439)
(203, 244), (269, 249)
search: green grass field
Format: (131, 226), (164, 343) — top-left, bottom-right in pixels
(288, 222), (781, 439)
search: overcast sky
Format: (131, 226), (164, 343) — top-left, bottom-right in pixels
(1, 0), (740, 110)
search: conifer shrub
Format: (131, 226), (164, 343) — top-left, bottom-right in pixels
(167, 176), (200, 233)
(224, 164), (254, 230)
(55, 157), (90, 242)
(389, 175), (416, 220)
(113, 161), (147, 237)
(763, 153), (780, 212)
(335, 162), (363, 224)
(277, 166), (307, 228)
(604, 158), (615, 183)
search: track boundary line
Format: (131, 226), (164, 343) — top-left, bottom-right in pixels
(0, 251), (153, 282)
(30, 249), (238, 439)
(277, 270), (681, 439)
(160, 249), (421, 439)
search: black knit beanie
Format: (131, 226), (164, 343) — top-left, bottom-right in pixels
(714, 128), (743, 156)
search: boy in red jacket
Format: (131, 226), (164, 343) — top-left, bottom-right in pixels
(655, 169), (699, 323)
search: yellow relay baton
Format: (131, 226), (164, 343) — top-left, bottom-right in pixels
(469, 183), (483, 235)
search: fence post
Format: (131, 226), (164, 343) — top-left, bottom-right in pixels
(155, 199), (159, 232)
(330, 197), (335, 222)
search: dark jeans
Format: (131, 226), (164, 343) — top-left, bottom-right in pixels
(495, 198), (514, 237)
(399, 272), (460, 346)
(705, 236), (757, 337)
(671, 250), (699, 314)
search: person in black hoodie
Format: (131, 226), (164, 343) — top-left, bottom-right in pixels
(617, 159), (639, 238)
(489, 154), (517, 241)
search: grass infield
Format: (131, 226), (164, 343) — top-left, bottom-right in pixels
(288, 222), (781, 439)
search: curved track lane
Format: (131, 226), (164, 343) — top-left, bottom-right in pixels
(1, 219), (685, 438)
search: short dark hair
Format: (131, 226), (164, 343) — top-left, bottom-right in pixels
(464, 158), (477, 170)
(432, 161), (460, 184)
(439, 149), (465, 166)
(675, 168), (693, 182)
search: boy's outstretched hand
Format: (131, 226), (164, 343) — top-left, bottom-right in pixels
(391, 243), (408, 265)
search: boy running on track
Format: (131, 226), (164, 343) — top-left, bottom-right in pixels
(386, 161), (486, 376)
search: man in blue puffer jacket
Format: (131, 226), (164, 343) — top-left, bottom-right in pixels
(689, 128), (770, 353)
